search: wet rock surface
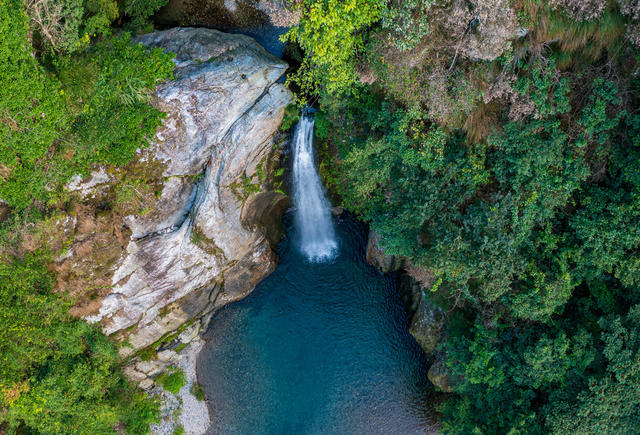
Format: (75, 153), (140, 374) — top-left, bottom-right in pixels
(365, 229), (406, 273)
(427, 358), (454, 393)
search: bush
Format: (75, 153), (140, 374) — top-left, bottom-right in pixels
(190, 382), (206, 401)
(157, 367), (186, 394)
(0, 5), (174, 213)
(280, 104), (301, 131)
(282, 0), (385, 96)
(121, 0), (168, 28)
(0, 3), (170, 432)
(310, 6), (640, 430)
(24, 0), (118, 54)
(0, 252), (160, 433)
(381, 0), (435, 51)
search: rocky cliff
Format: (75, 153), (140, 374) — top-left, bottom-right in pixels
(156, 0), (299, 30)
(59, 27), (292, 354)
(365, 230), (451, 391)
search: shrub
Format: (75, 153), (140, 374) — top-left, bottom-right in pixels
(190, 382), (206, 401)
(0, 252), (160, 433)
(280, 104), (301, 131)
(282, 0), (385, 96)
(24, 0), (118, 54)
(381, 0), (435, 51)
(121, 0), (168, 28)
(300, 0), (640, 433)
(0, 10), (173, 213)
(157, 367), (186, 394)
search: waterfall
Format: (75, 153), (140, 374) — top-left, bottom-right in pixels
(292, 115), (337, 261)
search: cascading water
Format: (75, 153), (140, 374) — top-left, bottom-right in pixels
(292, 115), (337, 261)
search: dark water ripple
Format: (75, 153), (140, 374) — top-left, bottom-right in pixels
(197, 213), (435, 434)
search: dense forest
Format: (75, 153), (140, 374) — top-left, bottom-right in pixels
(2, 0), (640, 433)
(0, 0), (171, 432)
(288, 0), (640, 433)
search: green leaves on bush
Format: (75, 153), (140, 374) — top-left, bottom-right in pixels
(0, 4), (173, 213)
(283, 0), (385, 96)
(157, 367), (187, 394)
(316, 41), (640, 432)
(0, 2), (172, 432)
(0, 252), (159, 433)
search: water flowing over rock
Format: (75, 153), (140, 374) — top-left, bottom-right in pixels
(291, 116), (337, 261)
(64, 27), (292, 351)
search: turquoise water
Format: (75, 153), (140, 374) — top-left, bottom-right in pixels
(198, 213), (434, 434)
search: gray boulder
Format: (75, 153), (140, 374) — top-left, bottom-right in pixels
(428, 358), (454, 393)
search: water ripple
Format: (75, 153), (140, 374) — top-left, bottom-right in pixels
(198, 214), (437, 434)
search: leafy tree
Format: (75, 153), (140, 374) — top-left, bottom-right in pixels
(381, 0), (435, 51)
(0, 253), (159, 433)
(283, 0), (385, 96)
(310, 6), (640, 430)
(1, 1), (171, 432)
(547, 305), (640, 434)
(0, 1), (173, 212)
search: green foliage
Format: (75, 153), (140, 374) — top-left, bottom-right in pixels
(0, 7), (173, 212)
(60, 35), (173, 165)
(23, 0), (168, 54)
(0, 252), (159, 433)
(329, 59), (626, 322)
(281, 104), (301, 131)
(440, 311), (598, 434)
(0, 252), (66, 385)
(312, 5), (640, 429)
(381, 0), (434, 51)
(24, 0), (118, 54)
(0, 2), (172, 432)
(157, 367), (186, 394)
(0, 0), (69, 210)
(548, 305), (640, 434)
(282, 0), (385, 96)
(191, 382), (206, 401)
(121, 0), (168, 29)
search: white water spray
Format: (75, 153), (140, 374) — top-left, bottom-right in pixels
(292, 116), (337, 261)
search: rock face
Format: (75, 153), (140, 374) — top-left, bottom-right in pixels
(67, 27), (292, 351)
(156, 0), (299, 30)
(395, 272), (445, 356)
(428, 358), (454, 393)
(365, 229), (406, 273)
(463, 0), (518, 61)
